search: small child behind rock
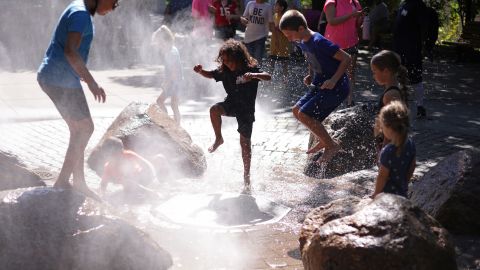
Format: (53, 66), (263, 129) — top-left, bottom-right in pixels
(100, 137), (157, 195)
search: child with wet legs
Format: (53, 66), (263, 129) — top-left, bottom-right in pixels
(371, 101), (416, 199)
(152, 25), (183, 124)
(279, 10), (351, 164)
(193, 39), (271, 192)
(36, 0), (120, 201)
(100, 137), (159, 199)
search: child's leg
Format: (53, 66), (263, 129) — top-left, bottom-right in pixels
(171, 95), (181, 124)
(296, 111), (340, 163)
(209, 104), (226, 153)
(156, 92), (168, 113)
(240, 134), (251, 188)
(293, 105), (325, 153)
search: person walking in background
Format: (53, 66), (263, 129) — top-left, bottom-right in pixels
(279, 10), (351, 164)
(393, 0), (428, 118)
(371, 101), (416, 199)
(193, 39), (271, 192)
(241, 0), (274, 65)
(37, 0), (119, 201)
(323, 0), (364, 107)
(370, 50), (409, 156)
(210, 0), (240, 40)
(269, 0), (291, 83)
(368, 0), (390, 50)
(152, 25), (183, 124)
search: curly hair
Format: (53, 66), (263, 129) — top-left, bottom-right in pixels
(216, 39), (257, 71)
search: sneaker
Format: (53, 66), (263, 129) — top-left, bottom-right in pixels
(416, 106), (427, 118)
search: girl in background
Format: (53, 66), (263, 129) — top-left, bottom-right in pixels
(152, 25), (183, 124)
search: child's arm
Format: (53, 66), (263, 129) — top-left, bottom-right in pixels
(243, 72), (272, 81)
(208, 4), (216, 14)
(371, 164), (389, 198)
(320, 49), (351, 90)
(407, 157), (416, 182)
(324, 3), (363, 26)
(193, 64), (215, 79)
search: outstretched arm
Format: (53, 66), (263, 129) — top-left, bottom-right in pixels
(244, 72), (272, 81)
(193, 64), (215, 79)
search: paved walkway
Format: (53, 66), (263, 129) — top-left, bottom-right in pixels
(1, 52), (480, 269)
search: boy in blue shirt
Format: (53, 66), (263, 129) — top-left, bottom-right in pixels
(279, 10), (351, 164)
(37, 0), (119, 200)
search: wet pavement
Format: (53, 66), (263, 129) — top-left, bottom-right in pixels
(1, 50), (480, 269)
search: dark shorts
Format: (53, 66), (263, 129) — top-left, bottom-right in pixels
(38, 81), (91, 121)
(296, 76), (349, 121)
(343, 45), (359, 56)
(216, 101), (254, 139)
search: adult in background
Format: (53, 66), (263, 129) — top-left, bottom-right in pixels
(393, 0), (428, 118)
(36, 0), (118, 200)
(241, 0), (274, 65)
(323, 0), (364, 107)
(368, 0), (390, 49)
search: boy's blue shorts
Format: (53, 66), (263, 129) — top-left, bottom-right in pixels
(296, 76), (349, 121)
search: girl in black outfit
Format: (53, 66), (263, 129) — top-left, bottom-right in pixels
(193, 39), (271, 192)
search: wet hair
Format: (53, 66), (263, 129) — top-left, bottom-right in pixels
(279, 10), (308, 31)
(276, 0), (288, 14)
(371, 50), (409, 104)
(152, 25), (175, 46)
(216, 39), (257, 71)
(102, 136), (124, 158)
(379, 101), (410, 156)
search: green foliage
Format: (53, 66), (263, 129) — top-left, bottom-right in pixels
(438, 1), (462, 42)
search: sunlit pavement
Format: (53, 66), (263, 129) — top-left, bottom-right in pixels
(1, 55), (480, 269)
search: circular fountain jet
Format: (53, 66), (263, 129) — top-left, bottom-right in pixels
(153, 193), (291, 228)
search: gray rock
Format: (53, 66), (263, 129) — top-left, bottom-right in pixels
(410, 148), (480, 234)
(300, 194), (457, 270)
(0, 187), (172, 270)
(304, 105), (377, 179)
(0, 150), (45, 191)
(87, 102), (207, 179)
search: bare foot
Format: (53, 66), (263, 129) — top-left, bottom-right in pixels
(306, 141), (325, 154)
(73, 182), (102, 202)
(53, 180), (72, 189)
(208, 137), (224, 153)
(317, 142), (341, 164)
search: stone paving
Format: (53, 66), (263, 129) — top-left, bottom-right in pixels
(1, 52), (480, 269)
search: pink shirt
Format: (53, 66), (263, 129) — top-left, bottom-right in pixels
(192, 0), (212, 20)
(323, 0), (362, 49)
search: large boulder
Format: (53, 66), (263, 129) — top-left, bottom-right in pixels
(304, 105), (377, 178)
(87, 102), (206, 178)
(410, 148), (480, 234)
(300, 194), (457, 270)
(0, 187), (172, 270)
(0, 150), (45, 191)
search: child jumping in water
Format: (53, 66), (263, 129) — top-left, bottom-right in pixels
(193, 39), (271, 191)
(152, 25), (183, 124)
(371, 101), (416, 198)
(279, 10), (351, 163)
(371, 50), (409, 153)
